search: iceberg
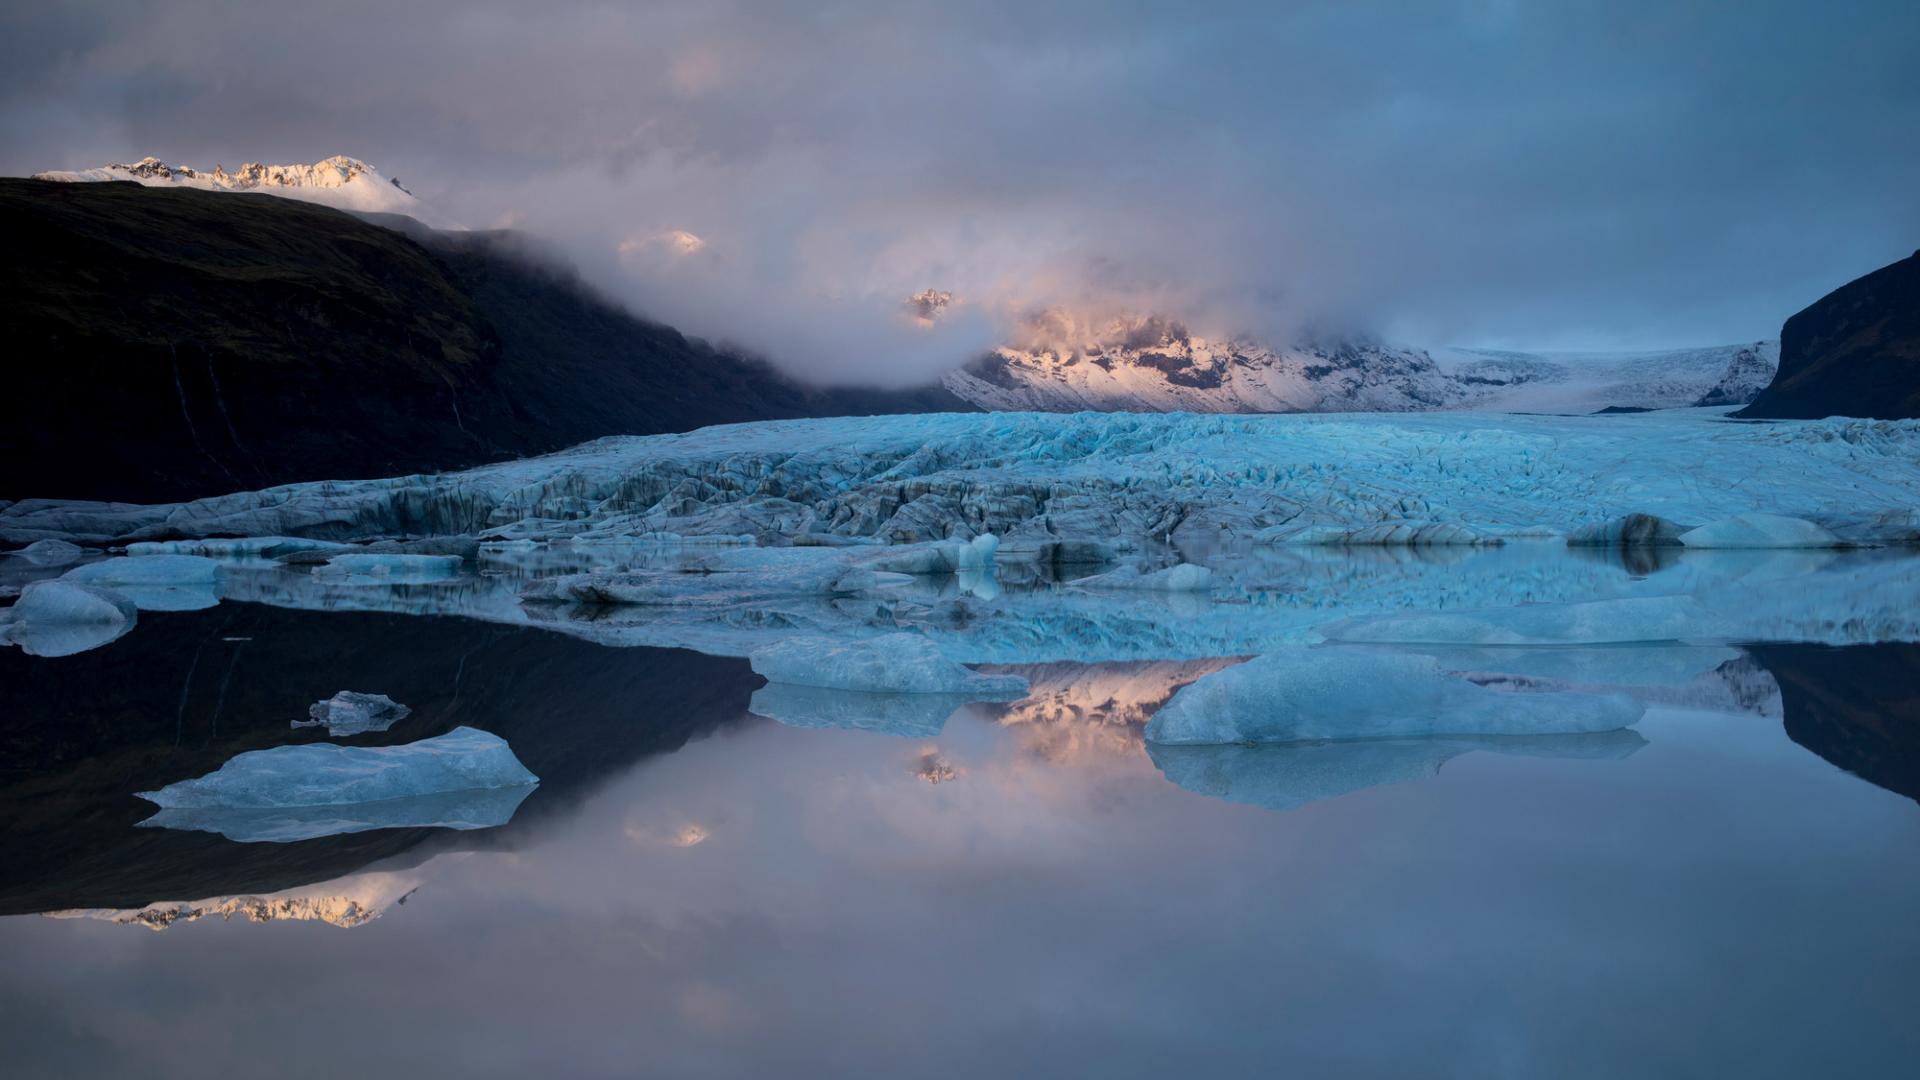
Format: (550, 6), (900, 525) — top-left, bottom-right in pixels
(136, 726), (538, 842)
(57, 554), (220, 611)
(749, 633), (1028, 696)
(62, 554), (219, 586)
(312, 553), (463, 582)
(1679, 513), (1841, 549)
(0, 579), (138, 657)
(748, 682), (971, 738)
(293, 691), (413, 736)
(1144, 648), (1644, 745)
(9, 538), (84, 566)
(1566, 513), (1689, 547)
(1148, 729), (1647, 811)
(126, 536), (350, 560)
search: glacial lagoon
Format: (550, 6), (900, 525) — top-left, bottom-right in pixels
(2, 539), (1918, 1078)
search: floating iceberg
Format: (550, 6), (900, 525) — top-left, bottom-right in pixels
(9, 538), (84, 566)
(1148, 729), (1647, 811)
(1566, 513), (1688, 547)
(54, 553), (220, 612)
(312, 553), (463, 582)
(293, 691), (413, 736)
(136, 726), (538, 842)
(749, 633), (1028, 696)
(1145, 648), (1644, 745)
(1679, 513), (1841, 549)
(62, 554), (218, 586)
(748, 682), (972, 737)
(0, 579), (138, 657)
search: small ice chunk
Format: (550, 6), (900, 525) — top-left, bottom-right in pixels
(136, 726), (538, 842)
(293, 691), (412, 736)
(312, 553), (463, 581)
(62, 554), (218, 586)
(1073, 562), (1214, 592)
(1679, 513), (1841, 548)
(1145, 648), (1644, 745)
(11, 539), (84, 566)
(0, 579), (138, 657)
(748, 682), (969, 737)
(1320, 595), (1713, 646)
(749, 633), (1028, 696)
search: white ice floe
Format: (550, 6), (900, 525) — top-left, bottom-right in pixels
(1678, 513), (1841, 549)
(127, 536), (350, 560)
(1144, 648), (1644, 746)
(136, 726), (538, 842)
(293, 691), (412, 736)
(0, 580), (137, 657)
(749, 633), (1029, 696)
(8, 409), (1919, 550)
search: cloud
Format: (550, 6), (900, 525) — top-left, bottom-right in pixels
(4, 1), (1917, 384)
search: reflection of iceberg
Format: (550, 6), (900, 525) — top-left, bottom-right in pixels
(0, 580), (137, 657)
(136, 726), (538, 843)
(1149, 730), (1647, 811)
(1146, 648), (1644, 745)
(312, 553), (463, 584)
(138, 785), (537, 843)
(60, 554), (220, 611)
(45, 866), (425, 930)
(749, 634), (1027, 696)
(748, 682), (971, 738)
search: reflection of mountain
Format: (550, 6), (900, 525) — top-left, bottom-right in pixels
(0, 603), (761, 916)
(46, 863), (427, 931)
(1752, 643), (1920, 804)
(985, 658), (1249, 763)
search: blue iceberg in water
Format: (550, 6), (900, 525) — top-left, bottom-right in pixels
(749, 633), (1027, 696)
(748, 681), (974, 738)
(136, 726), (538, 843)
(1145, 647), (1644, 746)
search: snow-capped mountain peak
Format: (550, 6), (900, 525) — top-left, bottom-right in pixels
(33, 154), (423, 217)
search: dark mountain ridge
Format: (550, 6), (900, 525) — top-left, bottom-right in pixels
(0, 179), (965, 503)
(1737, 249), (1920, 420)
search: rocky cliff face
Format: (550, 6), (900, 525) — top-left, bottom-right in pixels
(0, 180), (963, 503)
(1737, 250), (1920, 420)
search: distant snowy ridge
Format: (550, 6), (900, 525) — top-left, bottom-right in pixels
(46, 868), (423, 931)
(32, 154), (423, 217)
(941, 311), (1778, 415)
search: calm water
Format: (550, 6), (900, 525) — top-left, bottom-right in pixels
(3, 546), (1918, 1078)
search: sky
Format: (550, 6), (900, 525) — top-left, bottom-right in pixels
(3, 0), (1917, 386)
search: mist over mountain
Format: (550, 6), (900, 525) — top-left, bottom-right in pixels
(6, 2), (1916, 387)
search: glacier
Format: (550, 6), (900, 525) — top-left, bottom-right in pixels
(136, 726), (538, 842)
(1143, 648), (1645, 746)
(5, 408), (1916, 552)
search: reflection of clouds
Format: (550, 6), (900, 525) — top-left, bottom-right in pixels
(625, 820), (713, 849)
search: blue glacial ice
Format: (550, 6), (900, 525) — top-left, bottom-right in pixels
(8, 538), (85, 566)
(1144, 648), (1645, 746)
(59, 554), (221, 611)
(749, 633), (1029, 696)
(1678, 513), (1841, 548)
(136, 726), (538, 842)
(312, 553), (464, 583)
(0, 579), (138, 657)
